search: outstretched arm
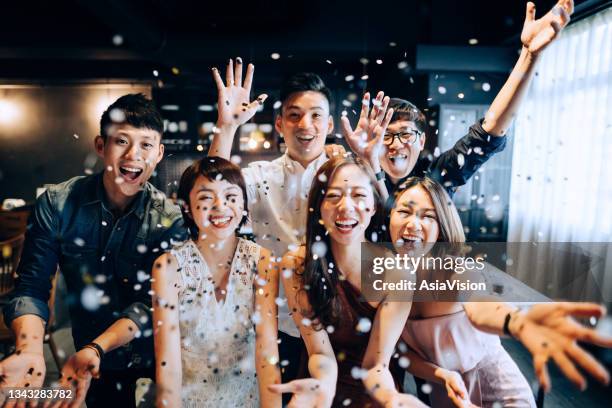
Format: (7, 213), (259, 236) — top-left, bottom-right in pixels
(208, 58), (268, 159)
(483, 0), (573, 136)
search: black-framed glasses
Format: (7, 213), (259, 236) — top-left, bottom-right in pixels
(383, 130), (423, 146)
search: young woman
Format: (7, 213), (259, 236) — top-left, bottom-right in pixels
(389, 177), (612, 407)
(269, 156), (426, 407)
(152, 157), (280, 407)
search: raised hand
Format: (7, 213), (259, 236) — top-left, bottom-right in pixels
(521, 0), (573, 55)
(511, 302), (612, 392)
(48, 348), (100, 408)
(212, 57), (268, 130)
(340, 91), (393, 170)
(0, 351), (46, 408)
(268, 378), (334, 408)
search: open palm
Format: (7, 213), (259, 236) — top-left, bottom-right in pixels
(514, 302), (612, 392)
(340, 91), (394, 165)
(521, 0), (573, 54)
(0, 352), (46, 407)
(212, 58), (268, 128)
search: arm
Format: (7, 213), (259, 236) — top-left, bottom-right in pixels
(209, 58), (268, 159)
(483, 0), (573, 136)
(152, 253), (182, 408)
(361, 298), (414, 405)
(400, 346), (470, 408)
(268, 249), (337, 407)
(0, 190), (60, 391)
(254, 248), (281, 408)
(340, 91), (393, 202)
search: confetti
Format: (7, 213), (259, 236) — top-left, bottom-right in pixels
(468, 38), (478, 45)
(482, 82), (491, 92)
(356, 317), (372, 333)
(375, 59), (383, 65)
(344, 75), (354, 82)
(397, 61), (408, 69)
(270, 53), (280, 60)
(421, 383), (432, 394)
(112, 34), (123, 46)
(437, 86), (447, 95)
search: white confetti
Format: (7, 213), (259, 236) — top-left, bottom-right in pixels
(270, 53), (280, 60)
(112, 34), (123, 46)
(81, 285), (100, 311)
(109, 108), (126, 122)
(356, 317), (372, 333)
(344, 75), (354, 82)
(398, 356), (410, 368)
(438, 86), (447, 95)
(482, 82), (491, 92)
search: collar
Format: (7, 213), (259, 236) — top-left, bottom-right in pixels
(83, 172), (148, 219)
(281, 151), (328, 173)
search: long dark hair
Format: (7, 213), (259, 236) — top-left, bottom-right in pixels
(301, 156), (384, 328)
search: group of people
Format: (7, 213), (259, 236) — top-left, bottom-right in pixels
(2, 1), (611, 407)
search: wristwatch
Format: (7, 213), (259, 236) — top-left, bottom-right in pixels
(375, 170), (386, 181)
(83, 342), (105, 360)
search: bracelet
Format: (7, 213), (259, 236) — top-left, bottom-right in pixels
(375, 170), (386, 181)
(503, 312), (515, 339)
(83, 342), (105, 360)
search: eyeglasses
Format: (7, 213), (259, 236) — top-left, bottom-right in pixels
(383, 130), (423, 146)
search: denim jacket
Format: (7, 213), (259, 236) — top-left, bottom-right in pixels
(386, 118), (507, 198)
(3, 172), (186, 370)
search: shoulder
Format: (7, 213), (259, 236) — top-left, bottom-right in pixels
(146, 183), (182, 219)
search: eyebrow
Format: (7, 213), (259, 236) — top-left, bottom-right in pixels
(285, 105), (325, 111)
(196, 186), (240, 193)
(399, 201), (435, 212)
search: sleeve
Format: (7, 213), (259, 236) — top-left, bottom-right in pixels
(3, 190), (60, 327)
(241, 165), (260, 204)
(118, 215), (185, 332)
(429, 118), (507, 189)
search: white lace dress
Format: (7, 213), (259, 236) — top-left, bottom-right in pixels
(171, 238), (261, 407)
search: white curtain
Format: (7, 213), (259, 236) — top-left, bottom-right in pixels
(507, 7), (612, 303)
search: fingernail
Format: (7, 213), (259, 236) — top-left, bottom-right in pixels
(212, 67), (217, 71)
(236, 57), (242, 64)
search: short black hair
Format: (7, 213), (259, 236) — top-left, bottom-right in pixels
(388, 98), (427, 133)
(177, 157), (249, 240)
(99, 93), (164, 140)
(279, 72), (332, 108)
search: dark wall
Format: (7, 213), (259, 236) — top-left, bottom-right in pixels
(0, 84), (151, 202)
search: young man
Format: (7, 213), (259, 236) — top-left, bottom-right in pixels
(344, 0), (574, 199)
(0, 94), (186, 407)
(209, 61), (392, 394)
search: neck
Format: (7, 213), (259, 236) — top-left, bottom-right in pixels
(102, 173), (135, 213)
(287, 150), (320, 169)
(197, 234), (238, 266)
(330, 237), (363, 281)
(389, 175), (401, 185)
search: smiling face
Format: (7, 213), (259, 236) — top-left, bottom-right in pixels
(389, 185), (440, 247)
(188, 175), (245, 242)
(379, 119), (425, 180)
(275, 91), (333, 167)
(95, 124), (164, 206)
(319, 164), (376, 246)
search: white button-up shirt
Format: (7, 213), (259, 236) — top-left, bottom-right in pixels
(242, 152), (328, 336)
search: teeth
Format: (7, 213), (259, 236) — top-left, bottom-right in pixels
(297, 135), (315, 141)
(389, 154), (408, 160)
(210, 216), (231, 226)
(402, 236), (422, 242)
(121, 166), (142, 172)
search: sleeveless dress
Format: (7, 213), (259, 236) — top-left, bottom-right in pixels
(300, 279), (404, 408)
(171, 238), (261, 408)
(403, 310), (536, 408)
